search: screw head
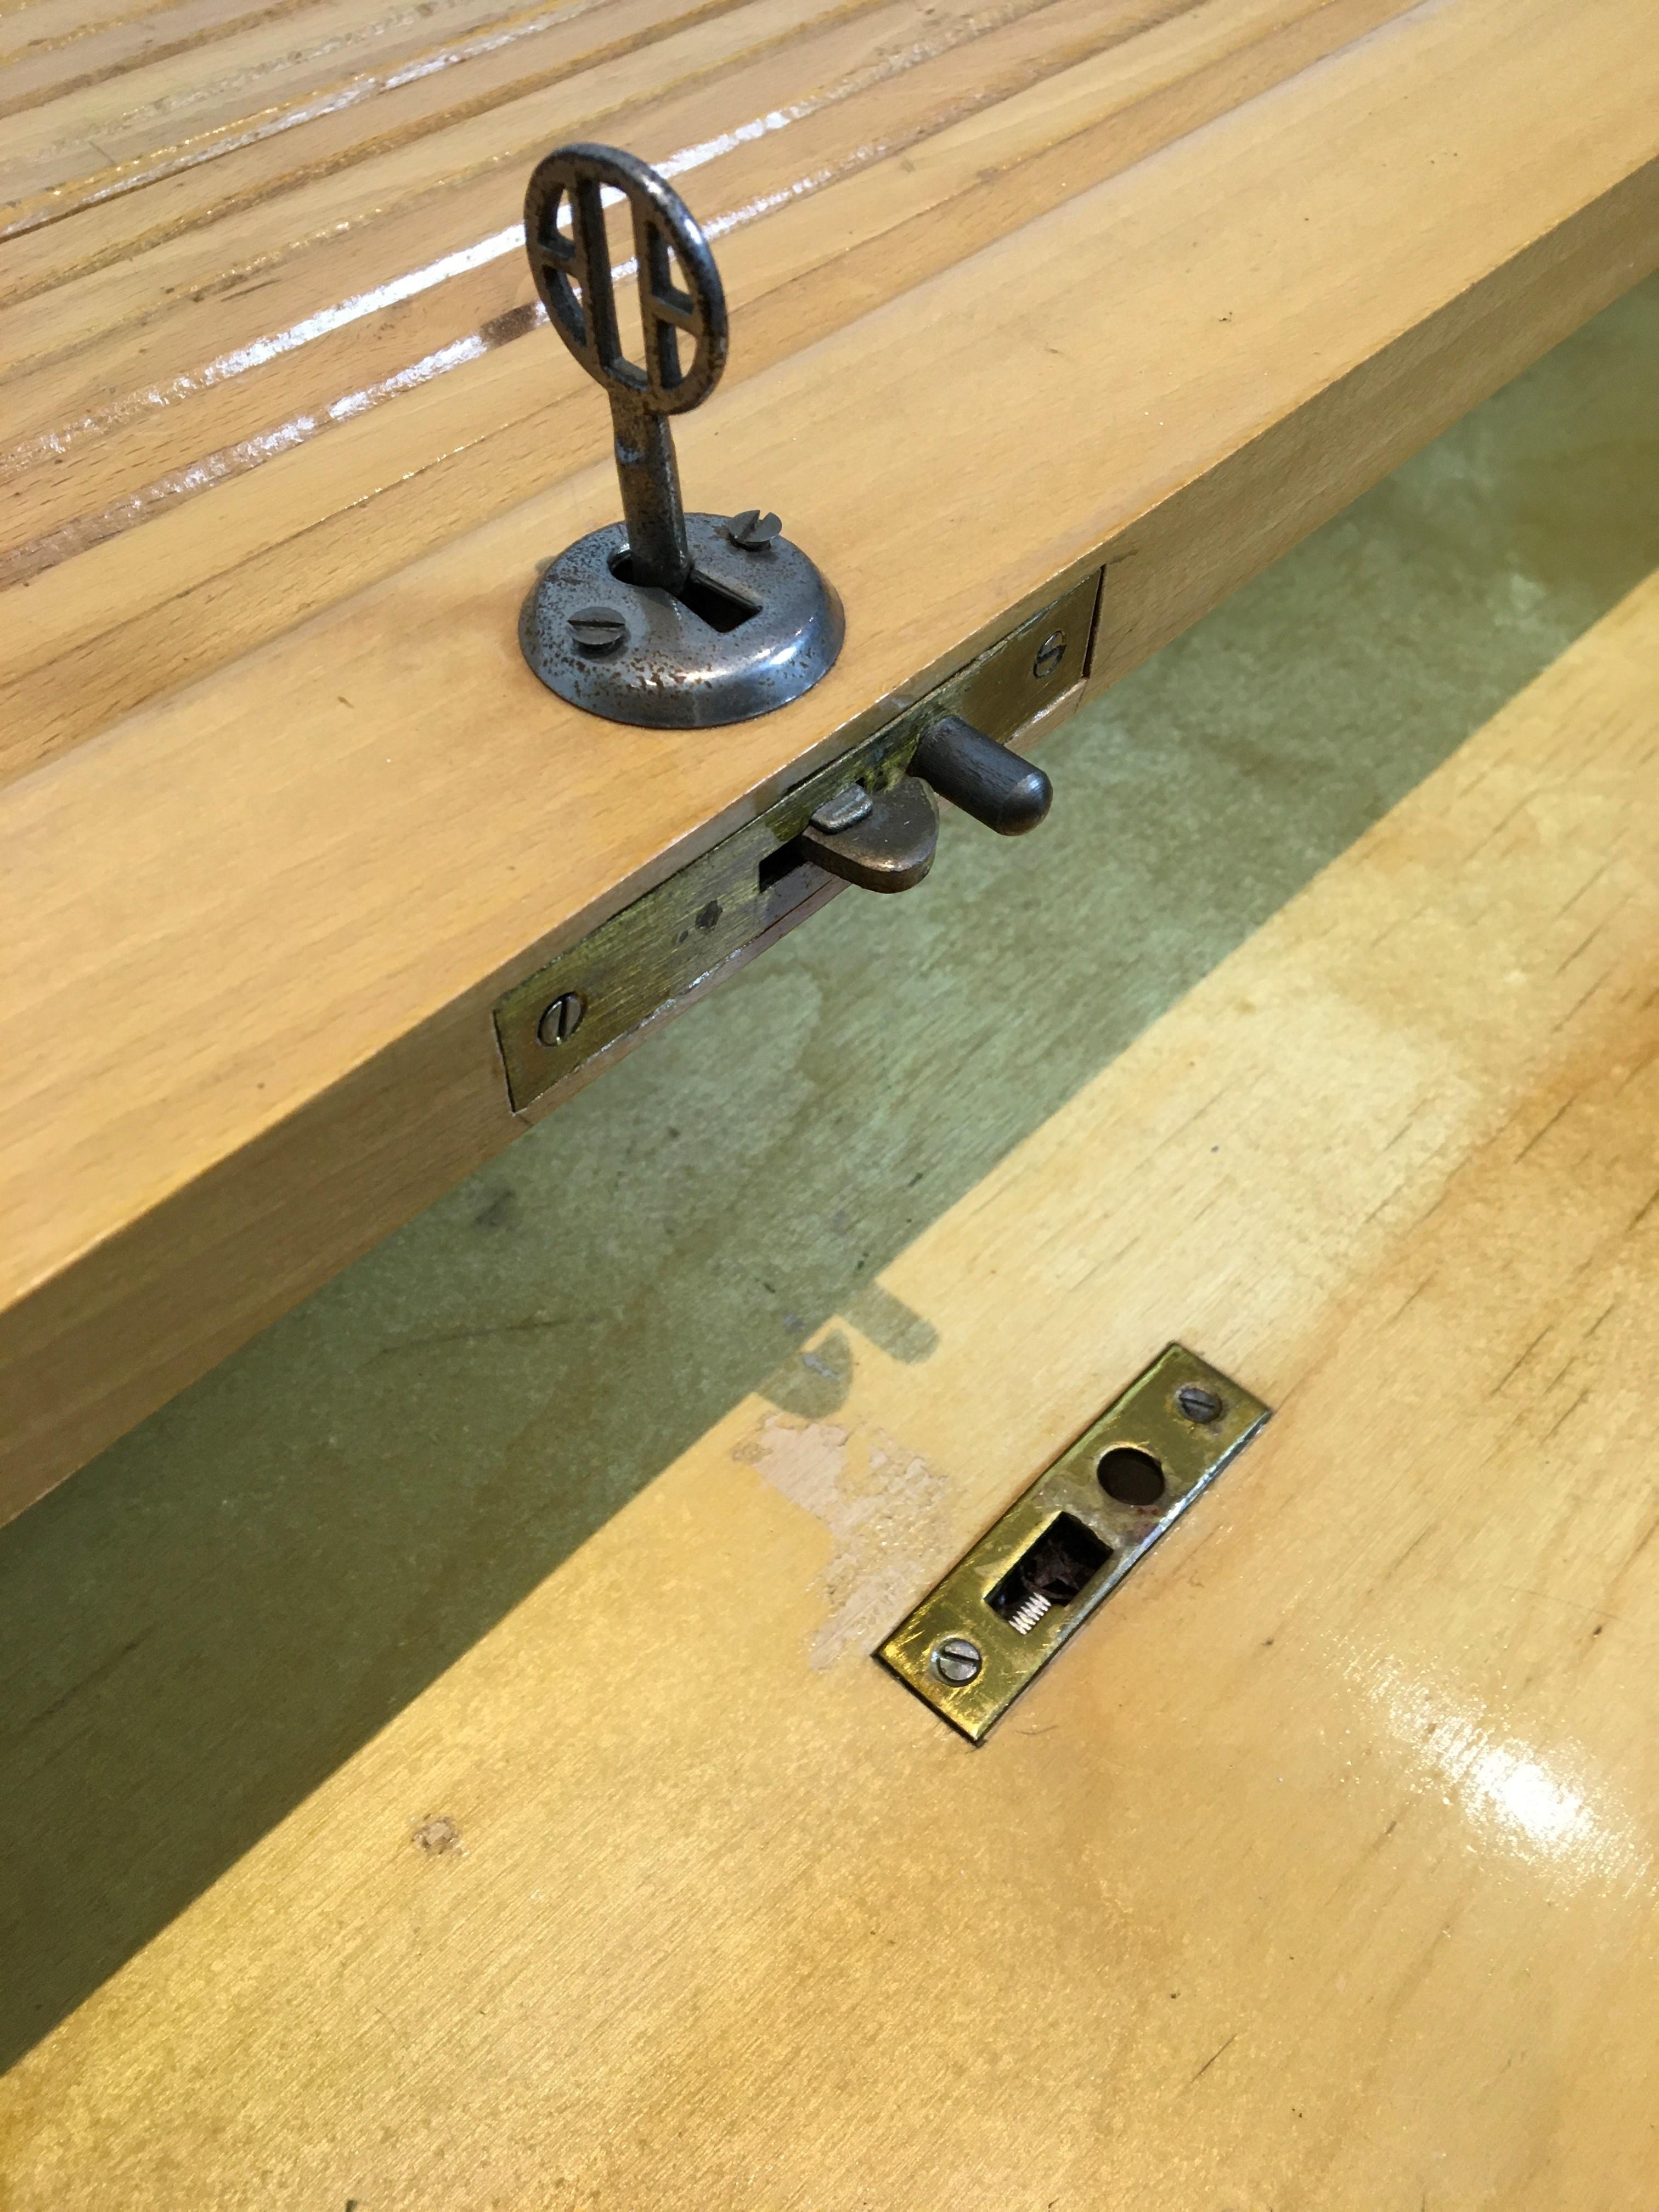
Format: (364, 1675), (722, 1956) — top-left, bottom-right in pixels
(727, 507), (782, 550)
(1032, 630), (1066, 681)
(1175, 1383), (1224, 1424)
(932, 1635), (983, 1685)
(567, 605), (627, 652)
(537, 992), (585, 1047)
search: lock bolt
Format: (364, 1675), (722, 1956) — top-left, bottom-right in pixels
(910, 713), (1052, 837)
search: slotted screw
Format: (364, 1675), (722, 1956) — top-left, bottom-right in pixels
(538, 992), (585, 1047)
(567, 605), (628, 652)
(1032, 630), (1066, 680)
(932, 1635), (983, 1685)
(1175, 1383), (1224, 1424)
(727, 508), (782, 550)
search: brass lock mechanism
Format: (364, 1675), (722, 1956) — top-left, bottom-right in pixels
(793, 710), (1053, 893)
(493, 569), (1101, 1115)
(879, 1345), (1271, 1743)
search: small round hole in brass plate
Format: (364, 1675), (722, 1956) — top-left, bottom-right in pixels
(1098, 1446), (1165, 1506)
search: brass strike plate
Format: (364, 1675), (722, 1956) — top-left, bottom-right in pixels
(493, 570), (1102, 1114)
(878, 1345), (1269, 1743)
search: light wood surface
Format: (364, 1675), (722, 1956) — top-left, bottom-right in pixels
(3, 0), (1657, 1519)
(0, 0), (1420, 768)
(6, 561), (1657, 2208)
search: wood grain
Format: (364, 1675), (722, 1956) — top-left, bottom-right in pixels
(0, 0), (715, 216)
(0, 0), (850, 274)
(1, 0), (1656, 1519)
(4, 556), (1657, 2208)
(2, 0), (1403, 760)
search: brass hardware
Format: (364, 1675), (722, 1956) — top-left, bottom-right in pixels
(493, 570), (1101, 1113)
(877, 1344), (1269, 1743)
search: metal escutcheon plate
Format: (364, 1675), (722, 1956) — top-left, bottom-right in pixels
(520, 514), (844, 729)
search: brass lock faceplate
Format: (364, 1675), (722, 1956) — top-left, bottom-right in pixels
(493, 569), (1101, 1114)
(878, 1345), (1271, 1743)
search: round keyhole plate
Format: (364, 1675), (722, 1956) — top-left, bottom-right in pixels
(520, 514), (844, 729)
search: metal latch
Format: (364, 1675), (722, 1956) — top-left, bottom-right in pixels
(493, 567), (1101, 1114)
(517, 144), (843, 728)
(878, 1345), (1270, 1743)
(794, 710), (1053, 893)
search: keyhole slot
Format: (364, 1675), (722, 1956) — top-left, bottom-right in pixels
(607, 550), (758, 633)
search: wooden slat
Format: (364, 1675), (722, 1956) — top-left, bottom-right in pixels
(5, 560), (1657, 2204)
(0, 0), (855, 279)
(0, 0), (1167, 459)
(0, 0), (709, 217)
(0, 0), (966, 333)
(1, 0), (1406, 761)
(0, 0), (273, 65)
(0, 0), (396, 123)
(0, 0), (1655, 1522)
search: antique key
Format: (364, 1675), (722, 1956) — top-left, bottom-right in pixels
(517, 144), (844, 728)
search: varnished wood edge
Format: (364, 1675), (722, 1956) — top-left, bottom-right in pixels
(2, 158), (1654, 1525)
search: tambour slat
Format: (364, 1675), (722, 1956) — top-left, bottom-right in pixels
(0, 0), (402, 123)
(0, 0), (842, 284)
(0, 0), (1158, 451)
(0, 0), (1412, 774)
(0, 0), (718, 218)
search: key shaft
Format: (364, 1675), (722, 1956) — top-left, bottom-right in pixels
(610, 393), (691, 594)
